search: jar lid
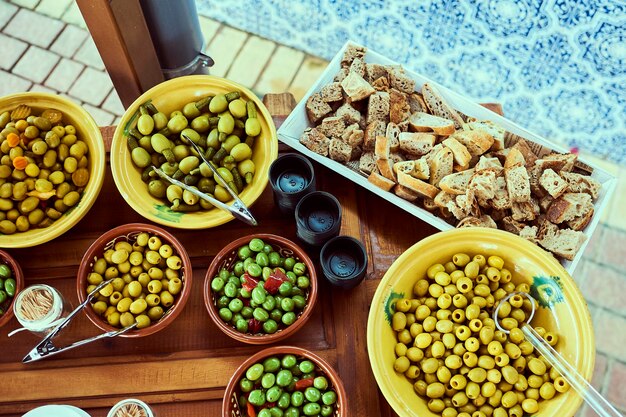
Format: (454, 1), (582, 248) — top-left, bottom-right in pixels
(320, 236), (368, 289)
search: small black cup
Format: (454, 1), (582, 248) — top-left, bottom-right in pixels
(320, 236), (368, 289)
(269, 153), (316, 214)
(295, 191), (342, 247)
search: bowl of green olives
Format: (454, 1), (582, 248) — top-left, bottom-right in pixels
(223, 346), (348, 417)
(0, 249), (24, 329)
(204, 234), (318, 344)
(110, 75), (278, 229)
(0, 93), (106, 247)
(367, 228), (594, 417)
(76, 223), (192, 337)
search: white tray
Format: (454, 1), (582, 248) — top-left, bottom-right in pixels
(277, 41), (616, 274)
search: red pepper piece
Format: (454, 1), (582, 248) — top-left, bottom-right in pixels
(246, 401), (256, 417)
(265, 402), (276, 408)
(248, 318), (262, 333)
(241, 297), (250, 307)
(242, 273), (260, 292)
(263, 269), (289, 295)
(294, 377), (314, 390)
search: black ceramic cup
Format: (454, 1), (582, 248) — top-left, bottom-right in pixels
(294, 191), (342, 247)
(319, 236), (368, 289)
(269, 153), (316, 214)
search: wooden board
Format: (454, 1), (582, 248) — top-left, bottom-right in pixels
(0, 95), (502, 417)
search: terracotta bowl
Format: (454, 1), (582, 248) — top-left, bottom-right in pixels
(76, 223), (192, 337)
(0, 249), (24, 329)
(223, 346), (348, 417)
(204, 234), (318, 344)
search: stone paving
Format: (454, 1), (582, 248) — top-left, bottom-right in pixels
(1, 0), (625, 414)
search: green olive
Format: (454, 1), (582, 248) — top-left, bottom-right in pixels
(137, 114), (155, 135)
(131, 147), (151, 168)
(230, 143), (252, 162)
(178, 156), (199, 174)
(228, 99), (247, 118)
(209, 94), (228, 113)
(245, 118), (261, 136)
(218, 113), (235, 134)
(152, 112), (168, 130)
(148, 179), (167, 198)
(190, 115), (210, 133)
(167, 114), (188, 134)
(222, 135), (240, 153)
(183, 102), (200, 119)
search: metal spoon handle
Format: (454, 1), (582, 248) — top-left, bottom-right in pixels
(522, 324), (622, 417)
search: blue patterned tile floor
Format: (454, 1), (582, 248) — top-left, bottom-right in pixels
(197, 0), (626, 165)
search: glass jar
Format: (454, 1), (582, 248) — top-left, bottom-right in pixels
(13, 284), (69, 336)
(107, 399), (155, 417)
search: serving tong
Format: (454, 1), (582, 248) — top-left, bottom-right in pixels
(22, 279), (137, 364)
(493, 292), (622, 417)
(154, 133), (257, 226)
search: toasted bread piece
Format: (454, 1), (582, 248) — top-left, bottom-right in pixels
(320, 82), (343, 103)
(560, 172), (600, 200)
(439, 169), (476, 195)
(368, 171), (395, 191)
(534, 157), (567, 173)
(505, 165), (531, 203)
(390, 152), (405, 165)
(450, 130), (494, 156)
(428, 146), (454, 187)
(421, 83), (464, 128)
(341, 123), (364, 148)
(539, 168), (568, 198)
(546, 192), (593, 224)
(409, 112), (456, 136)
(528, 164), (547, 198)
(423, 197), (438, 211)
(328, 138), (352, 163)
(501, 216), (528, 235)
(475, 156), (503, 173)
(538, 221), (586, 261)
(359, 152), (376, 174)
(363, 120), (386, 151)
(394, 159), (430, 180)
(511, 199), (540, 222)
(334, 67), (349, 83)
(375, 135), (391, 160)
(300, 127), (330, 156)
(442, 137), (471, 168)
(349, 57), (366, 78)
(397, 171), (439, 199)
(341, 44), (367, 67)
(457, 215), (497, 229)
(386, 122), (401, 153)
(492, 176), (512, 210)
(371, 76), (390, 92)
(365, 63), (387, 83)
(543, 153), (577, 172)
(539, 195), (555, 212)
(504, 147), (526, 169)
(463, 120), (504, 151)
(398, 132), (436, 156)
(389, 89), (411, 125)
(318, 116), (345, 140)
(335, 102), (361, 125)
(388, 66), (416, 93)
(511, 138), (538, 167)
(408, 93), (428, 114)
(567, 208), (594, 231)
(394, 184), (419, 202)
(305, 93), (332, 124)
(469, 169), (497, 203)
(376, 158), (396, 181)
(341, 71), (375, 102)
(367, 91), (390, 124)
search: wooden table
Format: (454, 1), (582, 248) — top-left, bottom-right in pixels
(0, 95), (501, 416)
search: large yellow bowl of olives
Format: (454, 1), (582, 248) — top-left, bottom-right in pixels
(0, 92), (105, 248)
(111, 75), (278, 229)
(367, 228), (594, 417)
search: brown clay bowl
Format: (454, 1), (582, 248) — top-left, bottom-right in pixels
(0, 249), (24, 329)
(204, 233), (318, 344)
(223, 345), (348, 417)
(76, 223), (192, 337)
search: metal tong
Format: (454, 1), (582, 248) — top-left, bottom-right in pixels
(153, 133), (257, 226)
(22, 279), (137, 364)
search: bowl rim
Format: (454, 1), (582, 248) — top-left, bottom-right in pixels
(366, 227), (595, 417)
(203, 233), (318, 345)
(221, 345), (348, 417)
(76, 222), (192, 338)
(0, 249), (25, 329)
(110, 75), (279, 229)
(0, 92), (106, 248)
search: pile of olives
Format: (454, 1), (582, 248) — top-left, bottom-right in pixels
(86, 232), (185, 329)
(127, 91), (262, 213)
(0, 261), (17, 315)
(0, 105), (90, 235)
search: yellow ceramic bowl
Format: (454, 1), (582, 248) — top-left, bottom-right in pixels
(111, 75), (278, 229)
(0, 92), (105, 248)
(367, 228), (594, 417)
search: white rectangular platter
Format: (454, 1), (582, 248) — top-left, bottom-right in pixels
(277, 41), (616, 274)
